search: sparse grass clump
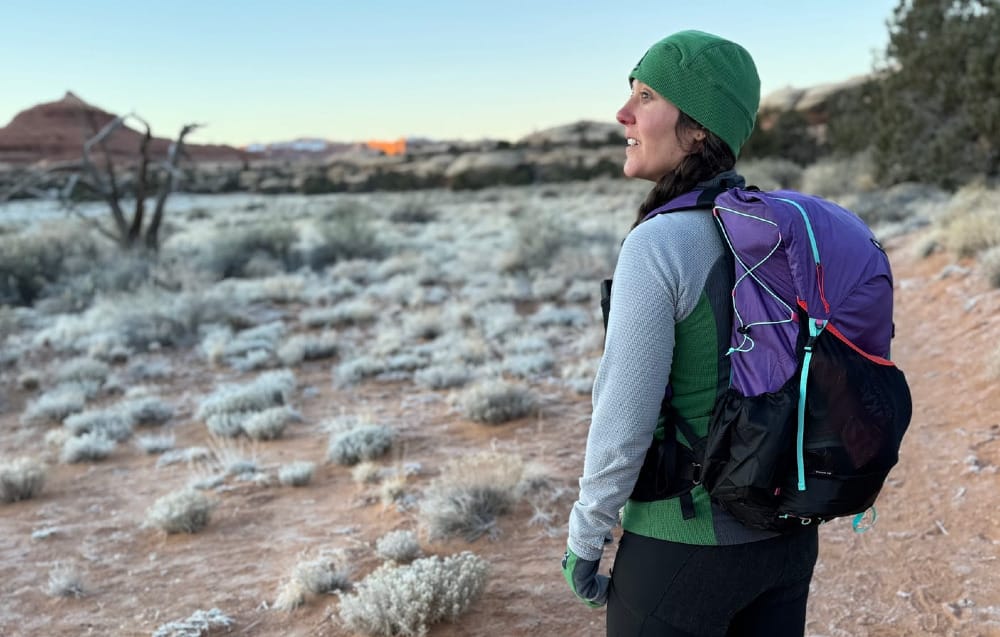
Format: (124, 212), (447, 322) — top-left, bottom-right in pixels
(0, 457), (47, 503)
(375, 530), (422, 563)
(119, 395), (174, 427)
(980, 245), (1000, 289)
(457, 380), (537, 425)
(197, 370), (297, 438)
(413, 364), (472, 390)
(20, 385), (87, 426)
(136, 433), (176, 455)
(54, 356), (110, 385)
(937, 185), (1000, 258)
(333, 355), (387, 386)
(338, 551), (489, 637)
(277, 332), (340, 366)
(63, 408), (134, 441)
(46, 562), (85, 598)
(274, 554), (352, 611)
(61, 432), (116, 463)
(420, 451), (524, 541)
(304, 206), (387, 270)
(328, 423), (393, 466)
(278, 461), (316, 486)
(145, 489), (214, 534)
(242, 406), (299, 441)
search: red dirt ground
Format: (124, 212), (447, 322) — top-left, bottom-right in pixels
(1, 226), (999, 637)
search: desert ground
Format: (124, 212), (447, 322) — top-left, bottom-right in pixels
(1, 176), (999, 637)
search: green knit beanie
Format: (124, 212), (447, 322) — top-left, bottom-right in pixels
(629, 30), (760, 158)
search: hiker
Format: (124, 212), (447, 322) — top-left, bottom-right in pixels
(563, 31), (820, 636)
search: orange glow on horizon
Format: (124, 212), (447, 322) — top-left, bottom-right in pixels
(365, 138), (406, 156)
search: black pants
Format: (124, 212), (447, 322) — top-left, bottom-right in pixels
(607, 528), (819, 636)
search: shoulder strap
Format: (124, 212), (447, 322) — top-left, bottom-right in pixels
(641, 187), (725, 223)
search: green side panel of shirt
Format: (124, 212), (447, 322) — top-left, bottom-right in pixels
(621, 287), (729, 546)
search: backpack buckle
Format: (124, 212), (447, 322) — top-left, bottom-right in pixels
(690, 462), (703, 485)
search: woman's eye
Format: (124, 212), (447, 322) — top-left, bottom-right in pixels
(640, 91), (651, 101)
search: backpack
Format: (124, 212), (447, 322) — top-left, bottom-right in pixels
(602, 186), (913, 533)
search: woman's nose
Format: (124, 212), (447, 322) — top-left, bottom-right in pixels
(616, 104), (634, 126)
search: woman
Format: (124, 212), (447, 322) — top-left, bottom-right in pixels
(563, 31), (819, 636)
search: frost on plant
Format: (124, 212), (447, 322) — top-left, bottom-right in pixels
(328, 423), (393, 466)
(274, 555), (351, 611)
(20, 385), (86, 426)
(145, 489), (214, 534)
(61, 432), (116, 463)
(0, 457), (47, 503)
(46, 562), (85, 598)
(196, 369), (296, 420)
(420, 451), (524, 541)
(278, 461), (315, 486)
(338, 551), (489, 637)
(152, 608), (234, 637)
(375, 530), (423, 563)
(456, 379), (537, 425)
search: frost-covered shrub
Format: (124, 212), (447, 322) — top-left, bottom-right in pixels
(205, 411), (249, 438)
(278, 461), (315, 486)
(119, 395), (174, 426)
(303, 207), (387, 270)
(20, 386), (87, 425)
(413, 364), (472, 390)
(457, 380), (537, 425)
(145, 489), (214, 534)
(152, 608), (234, 637)
(301, 299), (377, 327)
(277, 332), (339, 366)
(333, 355), (387, 386)
(274, 554), (351, 611)
(61, 432), (116, 463)
(375, 530), (422, 563)
(420, 452), (524, 541)
(199, 222), (298, 279)
(338, 552), (489, 637)
(46, 562), (85, 598)
(54, 356), (110, 385)
(242, 406), (299, 441)
(135, 433), (176, 455)
(0, 457), (47, 503)
(196, 370), (296, 420)
(501, 352), (555, 378)
(63, 409), (134, 441)
(328, 424), (393, 466)
(351, 461), (382, 484)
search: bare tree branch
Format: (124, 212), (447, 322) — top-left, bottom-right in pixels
(82, 112), (130, 240)
(129, 117), (153, 243)
(146, 123), (201, 250)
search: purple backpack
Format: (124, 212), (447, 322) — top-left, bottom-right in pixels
(645, 187), (913, 532)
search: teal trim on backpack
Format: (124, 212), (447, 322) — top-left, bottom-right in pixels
(797, 317), (828, 491)
(776, 197), (820, 265)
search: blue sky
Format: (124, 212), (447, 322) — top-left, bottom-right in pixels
(2, 1), (898, 147)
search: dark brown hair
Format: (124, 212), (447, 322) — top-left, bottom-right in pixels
(631, 112), (735, 229)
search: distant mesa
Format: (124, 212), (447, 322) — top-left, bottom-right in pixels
(0, 91), (244, 166)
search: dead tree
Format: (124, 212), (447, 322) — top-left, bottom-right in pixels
(57, 113), (201, 251)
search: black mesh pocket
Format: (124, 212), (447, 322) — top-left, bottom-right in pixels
(777, 331), (912, 519)
(700, 381), (799, 529)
